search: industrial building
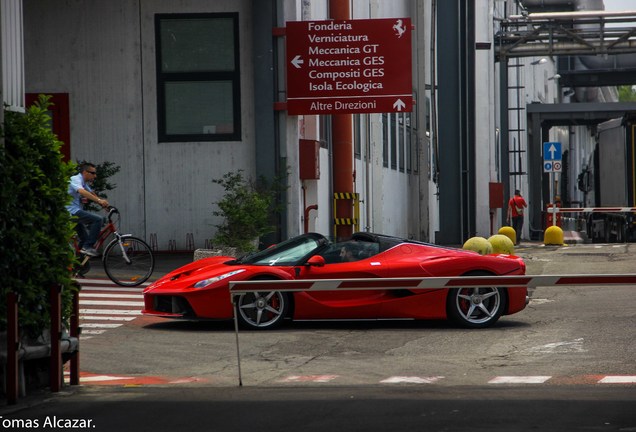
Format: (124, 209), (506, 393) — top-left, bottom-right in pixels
(2, 0), (635, 249)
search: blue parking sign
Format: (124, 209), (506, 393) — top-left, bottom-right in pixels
(543, 142), (562, 161)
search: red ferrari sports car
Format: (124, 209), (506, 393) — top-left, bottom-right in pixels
(142, 232), (528, 329)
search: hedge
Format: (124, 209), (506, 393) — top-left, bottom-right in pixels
(0, 95), (77, 338)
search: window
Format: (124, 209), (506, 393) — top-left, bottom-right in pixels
(382, 113), (389, 167)
(156, 13), (241, 142)
(398, 114), (405, 172)
(390, 113), (397, 170)
(406, 112), (413, 173)
(354, 115), (362, 159)
(319, 115), (331, 149)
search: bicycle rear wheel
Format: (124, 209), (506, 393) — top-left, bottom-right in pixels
(103, 236), (154, 286)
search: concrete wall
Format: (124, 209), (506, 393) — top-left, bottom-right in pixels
(24, 0), (255, 249)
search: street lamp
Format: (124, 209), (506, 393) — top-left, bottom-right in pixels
(531, 58), (547, 65)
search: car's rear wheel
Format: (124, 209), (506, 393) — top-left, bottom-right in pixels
(236, 290), (289, 329)
(447, 271), (508, 328)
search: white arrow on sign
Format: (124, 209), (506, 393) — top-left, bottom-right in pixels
(393, 99), (406, 111)
(291, 55), (304, 69)
(548, 143), (558, 160)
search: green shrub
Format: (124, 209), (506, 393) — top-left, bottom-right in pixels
(0, 95), (77, 337)
(211, 170), (285, 253)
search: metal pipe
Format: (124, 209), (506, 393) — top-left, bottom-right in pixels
(304, 205), (318, 233)
(50, 284), (62, 392)
(499, 40), (636, 56)
(430, 0), (439, 183)
(330, 0), (354, 240)
(510, 10), (636, 20)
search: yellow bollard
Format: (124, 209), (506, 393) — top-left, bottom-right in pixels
(498, 226), (516, 246)
(544, 225), (564, 246)
(488, 234), (515, 255)
(462, 237), (493, 255)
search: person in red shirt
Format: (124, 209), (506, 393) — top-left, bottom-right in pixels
(507, 189), (527, 245)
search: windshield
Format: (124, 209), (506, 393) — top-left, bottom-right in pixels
(239, 233), (327, 266)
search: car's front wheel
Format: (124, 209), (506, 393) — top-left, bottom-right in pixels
(236, 291), (289, 329)
(447, 272), (507, 328)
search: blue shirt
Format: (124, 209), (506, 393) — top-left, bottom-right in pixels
(66, 173), (93, 215)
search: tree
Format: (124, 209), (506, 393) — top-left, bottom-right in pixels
(617, 85), (636, 102)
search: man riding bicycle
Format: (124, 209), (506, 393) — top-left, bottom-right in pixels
(67, 162), (109, 256)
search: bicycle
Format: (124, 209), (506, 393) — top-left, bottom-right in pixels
(73, 207), (155, 286)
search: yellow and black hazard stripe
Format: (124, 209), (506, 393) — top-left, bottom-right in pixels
(333, 192), (359, 200)
(334, 218), (359, 226)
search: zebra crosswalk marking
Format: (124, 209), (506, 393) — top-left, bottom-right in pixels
(75, 278), (146, 339)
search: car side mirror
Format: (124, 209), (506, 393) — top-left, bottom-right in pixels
(306, 255), (325, 267)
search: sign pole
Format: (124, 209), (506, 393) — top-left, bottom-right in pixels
(551, 172), (556, 226)
(543, 142), (562, 228)
(232, 295), (243, 386)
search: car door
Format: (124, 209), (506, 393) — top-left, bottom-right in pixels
(291, 242), (390, 319)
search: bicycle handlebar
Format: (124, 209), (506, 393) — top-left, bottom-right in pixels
(107, 206), (119, 222)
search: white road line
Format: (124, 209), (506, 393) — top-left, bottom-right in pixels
(488, 376), (552, 384)
(76, 278), (150, 287)
(279, 375), (339, 383)
(79, 300), (144, 307)
(80, 308), (140, 315)
(80, 323), (123, 329)
(80, 286), (144, 293)
(77, 375), (134, 383)
(598, 376), (636, 384)
(381, 376), (444, 384)
(80, 293), (143, 299)
(81, 316), (136, 321)
(80, 329), (107, 335)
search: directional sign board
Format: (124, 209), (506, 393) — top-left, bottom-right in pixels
(285, 18), (413, 115)
(543, 142), (562, 173)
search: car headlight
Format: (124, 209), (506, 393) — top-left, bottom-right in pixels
(193, 269), (246, 289)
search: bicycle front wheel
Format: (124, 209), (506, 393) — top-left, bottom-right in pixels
(103, 236), (154, 286)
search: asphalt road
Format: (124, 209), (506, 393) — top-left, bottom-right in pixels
(1, 242), (634, 431)
(3, 385), (634, 432)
